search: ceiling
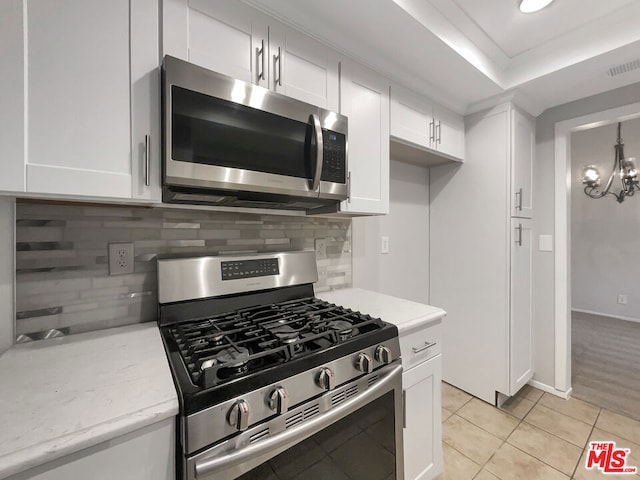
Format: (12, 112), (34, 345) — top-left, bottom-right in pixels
(244, 0), (640, 116)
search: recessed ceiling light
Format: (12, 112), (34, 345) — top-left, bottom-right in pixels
(519, 0), (554, 13)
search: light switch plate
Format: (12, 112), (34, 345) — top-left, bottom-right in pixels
(380, 236), (389, 254)
(539, 235), (553, 252)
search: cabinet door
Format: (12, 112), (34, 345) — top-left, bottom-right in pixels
(8, 419), (175, 480)
(25, 0), (133, 198)
(339, 60), (390, 215)
(433, 103), (465, 161)
(403, 355), (443, 480)
(510, 218), (533, 395)
(511, 108), (534, 218)
(0, 0), (25, 192)
(131, 0), (161, 201)
(180, 0), (268, 87)
(269, 24), (339, 111)
(390, 85), (433, 150)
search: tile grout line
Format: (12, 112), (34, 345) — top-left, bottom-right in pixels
(569, 408), (602, 480)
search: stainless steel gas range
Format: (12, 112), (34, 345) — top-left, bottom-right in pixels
(157, 251), (403, 480)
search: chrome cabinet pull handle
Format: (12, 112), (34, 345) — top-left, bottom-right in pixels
(516, 223), (523, 246)
(436, 120), (442, 144)
(144, 134), (151, 187)
(412, 341), (436, 354)
(347, 171), (351, 202)
(274, 46), (282, 86)
(429, 119), (435, 143)
(256, 39), (265, 81)
(516, 187), (523, 211)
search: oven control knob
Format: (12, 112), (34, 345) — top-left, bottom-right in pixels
(268, 386), (289, 414)
(375, 345), (392, 365)
(228, 399), (250, 431)
(317, 367), (336, 391)
(356, 353), (373, 374)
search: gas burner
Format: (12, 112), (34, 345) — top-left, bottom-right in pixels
(271, 324), (300, 344)
(208, 333), (225, 346)
(329, 319), (359, 341)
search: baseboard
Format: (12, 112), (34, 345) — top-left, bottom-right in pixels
(572, 308), (640, 324)
(528, 379), (573, 399)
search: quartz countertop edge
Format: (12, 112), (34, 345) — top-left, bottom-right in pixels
(0, 323), (179, 480)
(318, 288), (446, 332)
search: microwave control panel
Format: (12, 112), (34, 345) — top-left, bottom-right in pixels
(320, 131), (346, 184)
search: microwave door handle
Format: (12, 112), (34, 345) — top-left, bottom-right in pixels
(310, 113), (323, 191)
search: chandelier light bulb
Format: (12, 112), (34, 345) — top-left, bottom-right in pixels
(621, 157), (638, 180)
(582, 165), (600, 186)
(519, 0), (554, 13)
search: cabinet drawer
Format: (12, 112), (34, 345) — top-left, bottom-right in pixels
(399, 320), (442, 371)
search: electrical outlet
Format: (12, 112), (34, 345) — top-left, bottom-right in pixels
(108, 242), (135, 275)
(617, 294), (628, 305)
(380, 236), (389, 254)
(315, 238), (327, 260)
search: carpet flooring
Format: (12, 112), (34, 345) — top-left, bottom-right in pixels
(572, 310), (640, 421)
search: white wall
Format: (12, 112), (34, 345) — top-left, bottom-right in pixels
(571, 118), (640, 321)
(0, 197), (15, 354)
(534, 81), (640, 388)
(352, 159), (430, 304)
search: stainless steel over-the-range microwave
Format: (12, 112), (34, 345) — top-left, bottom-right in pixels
(162, 55), (348, 213)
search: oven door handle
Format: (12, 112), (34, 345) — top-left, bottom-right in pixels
(309, 113), (323, 192)
(193, 364), (402, 479)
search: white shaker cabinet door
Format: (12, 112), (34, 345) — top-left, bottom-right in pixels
(510, 218), (534, 395)
(433, 103), (465, 161)
(390, 85), (433, 150)
(270, 24), (339, 111)
(339, 60), (390, 215)
(0, 0), (25, 193)
(25, 0), (133, 198)
(403, 355), (443, 480)
(8, 419), (175, 480)
(178, 0), (268, 87)
(511, 108), (534, 218)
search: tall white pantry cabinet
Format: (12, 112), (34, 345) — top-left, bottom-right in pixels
(430, 103), (534, 403)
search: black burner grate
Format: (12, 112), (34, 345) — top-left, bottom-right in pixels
(166, 297), (384, 388)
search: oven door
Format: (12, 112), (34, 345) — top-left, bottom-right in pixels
(186, 363), (404, 480)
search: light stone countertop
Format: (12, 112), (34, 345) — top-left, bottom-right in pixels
(0, 323), (179, 479)
(318, 288), (446, 333)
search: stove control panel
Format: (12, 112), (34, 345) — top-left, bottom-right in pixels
(221, 258), (279, 281)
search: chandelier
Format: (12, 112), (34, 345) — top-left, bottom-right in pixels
(582, 122), (639, 203)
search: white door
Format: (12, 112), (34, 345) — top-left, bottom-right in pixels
(390, 85), (433, 150)
(403, 355), (443, 480)
(131, 0), (161, 201)
(269, 23), (339, 111)
(25, 0), (133, 198)
(0, 0), (25, 192)
(180, 0), (268, 87)
(511, 108), (534, 218)
(433, 103), (465, 161)
(339, 60), (390, 215)
(510, 218), (534, 395)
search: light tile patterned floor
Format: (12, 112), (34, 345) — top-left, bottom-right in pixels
(436, 383), (640, 480)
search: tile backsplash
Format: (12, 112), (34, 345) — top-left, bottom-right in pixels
(15, 202), (351, 339)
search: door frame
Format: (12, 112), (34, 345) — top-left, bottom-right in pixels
(553, 101), (640, 392)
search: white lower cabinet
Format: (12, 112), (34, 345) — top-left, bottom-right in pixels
(7, 419), (175, 480)
(403, 354), (443, 480)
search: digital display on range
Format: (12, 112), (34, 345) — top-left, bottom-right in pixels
(221, 258), (280, 281)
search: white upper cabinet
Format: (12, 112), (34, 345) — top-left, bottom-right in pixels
(269, 23), (339, 111)
(390, 85), (464, 165)
(164, 0), (339, 110)
(13, 0), (160, 201)
(511, 108), (535, 218)
(0, 0), (25, 193)
(339, 60), (390, 215)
